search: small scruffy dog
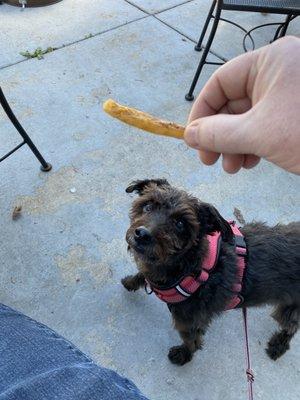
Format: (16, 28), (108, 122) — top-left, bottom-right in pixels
(122, 179), (300, 365)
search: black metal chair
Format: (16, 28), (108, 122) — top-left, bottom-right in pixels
(185, 0), (300, 101)
(0, 87), (52, 171)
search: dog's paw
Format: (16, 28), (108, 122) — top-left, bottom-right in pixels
(168, 345), (192, 366)
(266, 332), (290, 361)
(121, 276), (139, 292)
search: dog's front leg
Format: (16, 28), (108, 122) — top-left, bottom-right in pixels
(168, 327), (204, 366)
(121, 272), (145, 292)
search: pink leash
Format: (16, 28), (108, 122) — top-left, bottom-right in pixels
(242, 307), (254, 400)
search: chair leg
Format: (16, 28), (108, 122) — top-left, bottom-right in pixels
(0, 87), (52, 172)
(186, 6), (221, 101)
(272, 23), (283, 42)
(272, 14), (292, 42)
(278, 14), (292, 38)
(195, 0), (217, 51)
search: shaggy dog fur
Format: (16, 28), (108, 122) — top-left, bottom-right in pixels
(121, 179), (300, 365)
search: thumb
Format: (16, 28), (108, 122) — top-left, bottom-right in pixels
(184, 113), (255, 155)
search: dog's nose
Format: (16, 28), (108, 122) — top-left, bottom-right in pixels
(134, 227), (151, 244)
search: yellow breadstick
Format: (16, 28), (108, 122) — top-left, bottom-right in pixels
(103, 99), (184, 140)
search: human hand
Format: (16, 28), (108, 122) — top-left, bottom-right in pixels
(184, 36), (300, 174)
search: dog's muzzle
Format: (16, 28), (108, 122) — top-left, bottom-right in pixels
(134, 226), (152, 245)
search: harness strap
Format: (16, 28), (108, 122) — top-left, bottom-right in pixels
(225, 222), (247, 310)
(147, 231), (222, 304)
(146, 221), (247, 308)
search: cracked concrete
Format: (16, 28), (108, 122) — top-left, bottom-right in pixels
(0, 1), (299, 400)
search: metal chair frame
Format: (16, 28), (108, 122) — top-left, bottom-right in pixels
(0, 87), (52, 171)
(185, 0), (300, 101)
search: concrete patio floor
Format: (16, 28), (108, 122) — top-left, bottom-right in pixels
(0, 1), (299, 399)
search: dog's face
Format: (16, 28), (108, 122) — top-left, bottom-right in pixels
(126, 179), (232, 268)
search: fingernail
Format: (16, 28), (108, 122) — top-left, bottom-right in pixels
(184, 124), (199, 148)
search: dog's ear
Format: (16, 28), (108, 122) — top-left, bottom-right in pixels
(126, 179), (170, 195)
(198, 203), (233, 242)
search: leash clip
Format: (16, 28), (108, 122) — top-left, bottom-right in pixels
(144, 282), (153, 295)
(238, 294), (245, 306)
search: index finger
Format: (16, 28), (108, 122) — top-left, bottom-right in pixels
(188, 50), (257, 124)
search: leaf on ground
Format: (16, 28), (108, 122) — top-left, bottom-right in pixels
(12, 205), (22, 220)
(233, 207), (246, 225)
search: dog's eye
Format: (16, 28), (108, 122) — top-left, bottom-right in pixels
(143, 204), (152, 213)
(175, 220), (185, 231)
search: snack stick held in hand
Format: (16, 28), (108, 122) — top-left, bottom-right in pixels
(103, 99), (184, 140)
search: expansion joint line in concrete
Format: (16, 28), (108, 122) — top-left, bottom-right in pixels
(0, 0), (226, 71)
(0, 14), (149, 71)
(124, 0), (227, 62)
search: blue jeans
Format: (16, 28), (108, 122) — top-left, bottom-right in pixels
(0, 304), (149, 400)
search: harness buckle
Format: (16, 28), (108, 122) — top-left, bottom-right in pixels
(235, 235), (247, 249)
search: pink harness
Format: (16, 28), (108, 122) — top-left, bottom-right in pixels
(145, 221), (247, 310)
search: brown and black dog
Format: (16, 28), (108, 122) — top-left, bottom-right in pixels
(122, 179), (300, 365)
